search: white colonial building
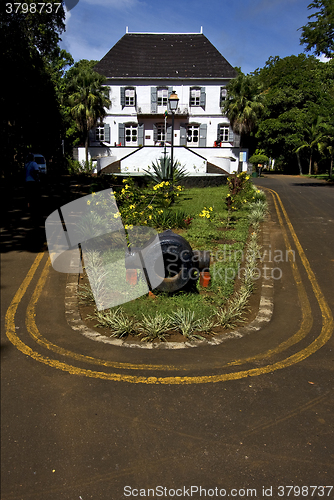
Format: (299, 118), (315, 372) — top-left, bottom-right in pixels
(76, 30), (248, 176)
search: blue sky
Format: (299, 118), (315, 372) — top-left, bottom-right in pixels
(59, 0), (317, 74)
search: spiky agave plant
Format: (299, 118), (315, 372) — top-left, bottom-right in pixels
(169, 308), (205, 340)
(89, 307), (137, 338)
(144, 156), (188, 184)
(248, 200), (268, 225)
(83, 250), (111, 310)
(215, 286), (251, 329)
(137, 313), (172, 342)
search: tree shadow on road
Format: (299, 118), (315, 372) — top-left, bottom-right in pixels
(291, 182), (334, 188)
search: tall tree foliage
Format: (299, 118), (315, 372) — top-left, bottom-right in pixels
(223, 72), (264, 144)
(65, 61), (111, 164)
(295, 117), (328, 175)
(255, 54), (334, 173)
(222, 72), (264, 170)
(299, 0), (334, 58)
(1, 0), (67, 178)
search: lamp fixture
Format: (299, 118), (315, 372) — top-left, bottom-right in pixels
(168, 91), (179, 112)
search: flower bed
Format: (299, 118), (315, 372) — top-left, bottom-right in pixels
(78, 172), (268, 343)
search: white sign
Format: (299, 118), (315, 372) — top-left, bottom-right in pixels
(239, 151), (247, 162)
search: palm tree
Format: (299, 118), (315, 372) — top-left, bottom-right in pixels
(295, 116), (327, 175)
(318, 121), (334, 178)
(223, 73), (264, 171)
(67, 67), (111, 164)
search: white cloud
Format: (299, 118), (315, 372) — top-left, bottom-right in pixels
(318, 54), (331, 63)
(65, 9), (71, 25)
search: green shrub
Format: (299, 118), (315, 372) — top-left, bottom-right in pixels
(67, 157), (95, 174)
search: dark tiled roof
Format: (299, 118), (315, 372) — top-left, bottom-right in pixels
(93, 33), (237, 79)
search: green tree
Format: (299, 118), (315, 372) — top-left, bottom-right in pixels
(65, 61), (111, 164)
(299, 0), (334, 58)
(1, 0), (67, 178)
(248, 153), (269, 169)
(222, 72), (264, 171)
(256, 54), (333, 173)
(295, 117), (327, 174)
(318, 121), (334, 177)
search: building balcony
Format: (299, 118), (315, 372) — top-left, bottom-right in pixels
(137, 105), (189, 117)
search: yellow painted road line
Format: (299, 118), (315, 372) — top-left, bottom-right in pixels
(274, 189), (333, 331)
(25, 189), (312, 371)
(5, 189), (333, 384)
(5, 252), (44, 338)
(26, 257), (179, 372)
(225, 189), (313, 366)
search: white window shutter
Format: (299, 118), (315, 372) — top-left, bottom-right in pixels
(119, 123), (125, 146)
(200, 87), (206, 108)
(120, 87), (125, 108)
(180, 124), (187, 146)
(217, 124), (221, 142)
(151, 87), (157, 113)
(166, 124), (172, 143)
(229, 127), (234, 143)
(104, 124), (110, 143)
(153, 124), (158, 142)
(138, 123), (144, 146)
(199, 124), (207, 147)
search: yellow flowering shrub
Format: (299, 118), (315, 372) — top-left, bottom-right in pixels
(199, 207), (213, 219)
(225, 171), (255, 212)
(113, 175), (190, 230)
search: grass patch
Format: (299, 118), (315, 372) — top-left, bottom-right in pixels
(301, 173), (334, 180)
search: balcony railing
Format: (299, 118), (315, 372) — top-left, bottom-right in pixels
(137, 105), (189, 116)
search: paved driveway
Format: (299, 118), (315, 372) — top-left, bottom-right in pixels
(1, 175), (333, 500)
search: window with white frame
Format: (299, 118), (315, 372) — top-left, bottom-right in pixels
(190, 88), (201, 106)
(95, 125), (105, 141)
(157, 124), (165, 143)
(125, 88), (135, 106)
(220, 87), (227, 104)
(157, 88), (168, 107)
(187, 125), (199, 145)
(219, 125), (229, 142)
(125, 124), (138, 145)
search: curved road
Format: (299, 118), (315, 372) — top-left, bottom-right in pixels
(1, 175), (333, 500)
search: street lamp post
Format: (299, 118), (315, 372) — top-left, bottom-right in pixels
(168, 90), (179, 197)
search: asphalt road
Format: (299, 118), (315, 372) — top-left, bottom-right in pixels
(1, 175), (334, 500)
